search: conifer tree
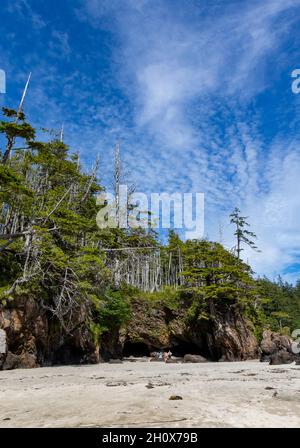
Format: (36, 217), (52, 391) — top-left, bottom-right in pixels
(230, 207), (260, 259)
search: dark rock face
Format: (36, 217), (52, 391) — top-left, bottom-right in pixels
(260, 331), (295, 364)
(1, 294), (259, 370)
(2, 352), (20, 370)
(121, 299), (258, 362)
(0, 296), (48, 369)
(269, 350), (295, 365)
(0, 329), (7, 368)
(100, 329), (123, 362)
(260, 330), (292, 361)
(259, 330), (300, 365)
(183, 354), (208, 363)
(0, 296), (99, 370)
(209, 307), (258, 362)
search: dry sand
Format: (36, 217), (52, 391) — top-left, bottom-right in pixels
(0, 360), (300, 428)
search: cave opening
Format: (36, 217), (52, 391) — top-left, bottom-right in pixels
(122, 339), (216, 360)
(123, 341), (150, 357)
(170, 339), (214, 360)
(51, 344), (84, 365)
(170, 341), (203, 357)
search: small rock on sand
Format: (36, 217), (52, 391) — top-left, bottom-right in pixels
(183, 354), (207, 363)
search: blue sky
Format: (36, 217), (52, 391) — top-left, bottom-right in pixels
(1, 0), (300, 281)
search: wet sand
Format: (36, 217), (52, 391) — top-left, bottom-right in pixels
(0, 360), (300, 428)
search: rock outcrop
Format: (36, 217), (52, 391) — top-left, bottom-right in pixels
(183, 354), (208, 363)
(260, 330), (295, 364)
(119, 298), (258, 362)
(0, 296), (99, 370)
(261, 330), (291, 357)
(269, 350), (295, 365)
(259, 330), (300, 364)
(210, 307), (258, 362)
(1, 294), (259, 370)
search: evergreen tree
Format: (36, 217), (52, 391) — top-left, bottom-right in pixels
(257, 276), (300, 333)
(230, 207), (260, 259)
(181, 239), (257, 321)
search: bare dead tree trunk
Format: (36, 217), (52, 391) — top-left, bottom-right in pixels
(2, 73), (31, 165)
(114, 142), (121, 228)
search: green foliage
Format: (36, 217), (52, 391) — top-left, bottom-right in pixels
(182, 240), (255, 299)
(137, 286), (181, 310)
(230, 207), (260, 258)
(0, 107), (123, 330)
(0, 121), (35, 142)
(97, 289), (132, 332)
(168, 230), (183, 250)
(257, 277), (300, 333)
(0, 107), (35, 165)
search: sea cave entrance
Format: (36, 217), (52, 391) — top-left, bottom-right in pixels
(122, 341), (150, 357)
(122, 338), (213, 360)
(170, 340), (204, 358)
(170, 338), (215, 360)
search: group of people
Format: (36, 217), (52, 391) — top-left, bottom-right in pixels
(151, 350), (172, 362)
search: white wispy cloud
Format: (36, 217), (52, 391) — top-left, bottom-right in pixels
(79, 0), (300, 280)
(5, 0), (46, 29)
(49, 31), (71, 59)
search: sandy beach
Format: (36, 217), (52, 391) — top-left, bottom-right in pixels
(0, 360), (300, 428)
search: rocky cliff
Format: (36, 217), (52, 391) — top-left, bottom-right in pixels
(119, 298), (258, 362)
(0, 296), (99, 369)
(0, 294), (259, 370)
